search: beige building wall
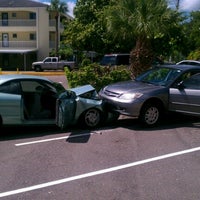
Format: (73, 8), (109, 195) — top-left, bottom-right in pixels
(36, 6), (51, 60)
(0, 1), (70, 70)
(0, 6), (56, 57)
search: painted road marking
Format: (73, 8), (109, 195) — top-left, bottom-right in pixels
(15, 132), (99, 146)
(1, 146), (200, 197)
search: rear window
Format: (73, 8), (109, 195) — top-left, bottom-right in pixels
(116, 55), (130, 65)
(100, 54), (130, 66)
(100, 56), (116, 66)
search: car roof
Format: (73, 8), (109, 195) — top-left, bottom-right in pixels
(158, 64), (200, 71)
(176, 60), (200, 65)
(104, 53), (130, 56)
(0, 74), (52, 85)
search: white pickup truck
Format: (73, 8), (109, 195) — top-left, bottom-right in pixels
(32, 57), (75, 72)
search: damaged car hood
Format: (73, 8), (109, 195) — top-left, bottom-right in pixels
(70, 84), (95, 96)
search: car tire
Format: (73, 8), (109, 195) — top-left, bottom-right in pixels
(35, 66), (42, 72)
(81, 108), (102, 128)
(139, 103), (161, 127)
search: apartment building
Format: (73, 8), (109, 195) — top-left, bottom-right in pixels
(0, 0), (70, 71)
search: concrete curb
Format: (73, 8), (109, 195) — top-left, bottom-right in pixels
(0, 71), (65, 76)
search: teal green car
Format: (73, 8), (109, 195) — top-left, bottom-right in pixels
(0, 74), (106, 129)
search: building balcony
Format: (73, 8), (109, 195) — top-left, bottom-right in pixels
(0, 19), (36, 27)
(49, 19), (56, 27)
(0, 41), (37, 48)
(49, 19), (64, 29)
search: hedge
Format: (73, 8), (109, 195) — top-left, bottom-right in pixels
(65, 63), (131, 92)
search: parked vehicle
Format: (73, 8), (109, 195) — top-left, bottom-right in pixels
(176, 60), (200, 66)
(100, 54), (130, 66)
(100, 53), (164, 67)
(99, 65), (200, 127)
(32, 57), (75, 72)
(0, 75), (105, 129)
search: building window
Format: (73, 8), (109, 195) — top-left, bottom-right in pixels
(30, 33), (36, 40)
(29, 12), (36, 19)
(13, 33), (17, 38)
(12, 13), (16, 18)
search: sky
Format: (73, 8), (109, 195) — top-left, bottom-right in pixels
(180, 0), (200, 11)
(35, 0), (76, 17)
(35, 0), (200, 18)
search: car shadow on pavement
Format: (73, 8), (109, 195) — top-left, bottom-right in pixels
(66, 130), (91, 143)
(0, 125), (66, 141)
(0, 124), (98, 142)
(109, 113), (200, 131)
(1, 114), (199, 141)
(65, 114), (200, 143)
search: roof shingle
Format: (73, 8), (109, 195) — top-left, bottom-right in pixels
(0, 0), (46, 8)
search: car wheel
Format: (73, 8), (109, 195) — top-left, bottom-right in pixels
(35, 66), (42, 72)
(81, 108), (101, 128)
(139, 103), (161, 127)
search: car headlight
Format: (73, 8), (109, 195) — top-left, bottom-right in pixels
(119, 93), (143, 100)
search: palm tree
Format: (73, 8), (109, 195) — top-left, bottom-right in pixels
(47, 0), (68, 57)
(168, 0), (181, 10)
(105, 0), (180, 77)
(175, 0), (180, 9)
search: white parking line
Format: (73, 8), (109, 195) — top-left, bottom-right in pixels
(1, 146), (200, 197)
(15, 132), (98, 146)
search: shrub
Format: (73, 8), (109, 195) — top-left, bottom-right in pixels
(187, 49), (200, 60)
(65, 64), (131, 91)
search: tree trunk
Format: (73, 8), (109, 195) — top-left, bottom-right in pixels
(130, 36), (154, 78)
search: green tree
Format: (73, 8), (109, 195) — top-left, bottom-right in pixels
(47, 0), (68, 57)
(63, 0), (109, 53)
(178, 11), (200, 60)
(168, 0), (181, 9)
(63, 0), (134, 60)
(185, 11), (200, 50)
(105, 0), (181, 77)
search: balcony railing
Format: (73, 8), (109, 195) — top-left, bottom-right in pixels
(0, 41), (37, 48)
(49, 19), (64, 29)
(0, 19), (36, 26)
(49, 19), (56, 27)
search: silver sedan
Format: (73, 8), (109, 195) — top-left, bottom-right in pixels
(99, 65), (200, 127)
(0, 75), (105, 129)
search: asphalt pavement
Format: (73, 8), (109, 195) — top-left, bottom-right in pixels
(1, 116), (200, 199)
(1, 71), (200, 199)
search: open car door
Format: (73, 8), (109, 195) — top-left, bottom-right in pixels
(56, 90), (77, 130)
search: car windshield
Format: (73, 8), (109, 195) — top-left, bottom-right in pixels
(135, 67), (182, 86)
